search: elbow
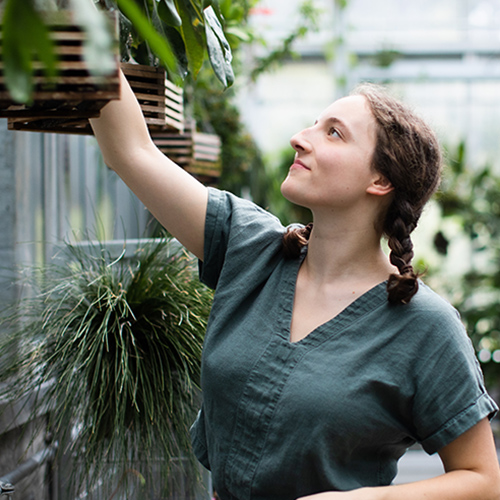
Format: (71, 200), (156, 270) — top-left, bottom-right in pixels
(489, 474), (500, 500)
(478, 467), (500, 500)
(100, 141), (157, 175)
(100, 155), (116, 172)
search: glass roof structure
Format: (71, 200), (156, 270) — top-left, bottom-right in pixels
(242, 0), (500, 171)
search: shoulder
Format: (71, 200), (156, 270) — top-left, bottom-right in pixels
(398, 284), (496, 453)
(382, 281), (471, 352)
(207, 188), (283, 231)
(205, 187), (286, 250)
(201, 189), (287, 289)
(393, 282), (483, 386)
(406, 281), (462, 325)
(410, 281), (459, 318)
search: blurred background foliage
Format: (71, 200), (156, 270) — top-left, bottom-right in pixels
(428, 143), (500, 387)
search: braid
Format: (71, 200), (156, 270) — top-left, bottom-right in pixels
(386, 202), (420, 303)
(282, 223), (313, 259)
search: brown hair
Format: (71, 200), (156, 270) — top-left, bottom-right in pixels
(282, 83), (443, 304)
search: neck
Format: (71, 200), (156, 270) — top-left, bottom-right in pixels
(303, 214), (395, 285)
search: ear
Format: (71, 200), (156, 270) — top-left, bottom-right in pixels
(366, 174), (394, 196)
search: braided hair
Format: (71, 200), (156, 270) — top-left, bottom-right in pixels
(282, 84), (442, 304)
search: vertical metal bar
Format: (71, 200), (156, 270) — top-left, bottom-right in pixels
(332, 0), (348, 99)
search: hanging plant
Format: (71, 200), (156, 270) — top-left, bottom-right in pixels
(0, 235), (213, 496)
(0, 0), (235, 105)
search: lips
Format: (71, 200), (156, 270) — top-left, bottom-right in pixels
(290, 159), (310, 170)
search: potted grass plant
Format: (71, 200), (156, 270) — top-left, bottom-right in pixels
(0, 234), (213, 498)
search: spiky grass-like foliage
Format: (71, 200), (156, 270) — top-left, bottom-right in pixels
(0, 236), (212, 496)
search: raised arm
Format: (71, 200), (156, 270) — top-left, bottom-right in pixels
(89, 70), (208, 259)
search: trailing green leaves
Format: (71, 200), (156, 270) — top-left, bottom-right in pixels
(1, 0), (58, 103)
(115, 0), (178, 74)
(112, 0), (235, 87)
(203, 5), (234, 87)
(174, 0), (205, 80)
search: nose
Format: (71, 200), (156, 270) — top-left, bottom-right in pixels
(290, 127), (312, 153)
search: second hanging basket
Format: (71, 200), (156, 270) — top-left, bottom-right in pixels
(152, 128), (222, 184)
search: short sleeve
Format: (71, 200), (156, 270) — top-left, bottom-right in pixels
(419, 393), (496, 454)
(199, 188), (230, 289)
(408, 293), (498, 454)
(199, 188), (286, 290)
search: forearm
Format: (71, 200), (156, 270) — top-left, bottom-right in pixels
(301, 469), (500, 500)
(365, 468), (500, 500)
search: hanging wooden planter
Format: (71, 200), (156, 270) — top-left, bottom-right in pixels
(152, 130), (222, 184)
(189, 131), (222, 179)
(0, 11), (121, 135)
(120, 62), (184, 133)
(153, 132), (192, 168)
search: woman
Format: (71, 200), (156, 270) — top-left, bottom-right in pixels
(90, 72), (500, 499)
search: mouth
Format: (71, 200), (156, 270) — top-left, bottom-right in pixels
(290, 159), (310, 170)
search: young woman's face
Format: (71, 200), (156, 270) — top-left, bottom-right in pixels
(281, 95), (381, 212)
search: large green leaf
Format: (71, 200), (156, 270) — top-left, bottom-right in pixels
(203, 6), (234, 88)
(157, 0), (182, 27)
(115, 0), (177, 74)
(1, 0), (58, 103)
(160, 24), (189, 78)
(69, 0), (117, 76)
(174, 0), (205, 80)
(186, 0), (204, 21)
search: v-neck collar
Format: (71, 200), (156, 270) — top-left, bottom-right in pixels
(277, 252), (388, 347)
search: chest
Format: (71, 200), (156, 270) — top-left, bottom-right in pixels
(289, 272), (380, 343)
(202, 307), (417, 470)
(289, 295), (350, 343)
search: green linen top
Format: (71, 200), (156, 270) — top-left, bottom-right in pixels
(190, 188), (498, 500)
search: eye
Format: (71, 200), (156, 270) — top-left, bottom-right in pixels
(328, 127), (341, 138)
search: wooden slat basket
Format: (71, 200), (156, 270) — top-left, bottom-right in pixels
(120, 62), (184, 133)
(153, 130), (222, 184)
(0, 11), (121, 135)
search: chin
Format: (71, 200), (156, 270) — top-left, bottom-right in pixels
(280, 176), (295, 201)
(280, 178), (310, 208)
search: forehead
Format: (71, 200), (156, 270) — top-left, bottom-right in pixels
(320, 95), (370, 118)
